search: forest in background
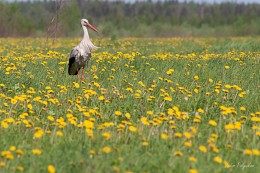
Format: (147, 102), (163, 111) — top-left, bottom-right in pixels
(0, 0), (260, 37)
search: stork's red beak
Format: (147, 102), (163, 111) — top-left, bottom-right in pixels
(86, 23), (99, 33)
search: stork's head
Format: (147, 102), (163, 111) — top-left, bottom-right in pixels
(81, 19), (99, 33)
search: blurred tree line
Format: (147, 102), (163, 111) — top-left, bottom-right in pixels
(0, 0), (260, 37)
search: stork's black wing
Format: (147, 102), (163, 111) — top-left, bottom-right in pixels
(68, 49), (79, 75)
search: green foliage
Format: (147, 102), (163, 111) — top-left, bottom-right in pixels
(0, 1), (260, 37)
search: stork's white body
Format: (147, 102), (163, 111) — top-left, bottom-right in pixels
(68, 19), (99, 80)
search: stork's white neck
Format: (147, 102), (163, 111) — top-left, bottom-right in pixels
(79, 25), (98, 53)
(83, 26), (90, 40)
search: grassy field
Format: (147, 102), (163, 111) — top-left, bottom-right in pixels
(0, 37), (259, 173)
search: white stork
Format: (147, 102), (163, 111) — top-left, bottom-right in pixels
(68, 19), (99, 80)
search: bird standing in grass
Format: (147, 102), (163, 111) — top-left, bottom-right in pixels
(68, 19), (99, 80)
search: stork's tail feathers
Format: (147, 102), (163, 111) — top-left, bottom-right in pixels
(68, 57), (78, 75)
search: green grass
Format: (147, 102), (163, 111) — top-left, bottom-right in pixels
(0, 37), (259, 173)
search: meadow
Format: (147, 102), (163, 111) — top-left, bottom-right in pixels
(0, 37), (259, 173)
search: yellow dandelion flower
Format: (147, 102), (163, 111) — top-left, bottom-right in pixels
(184, 141), (192, 147)
(6, 67), (12, 72)
(174, 132), (182, 138)
(212, 147), (219, 153)
(238, 93), (245, 97)
(6, 118), (15, 123)
(226, 143), (232, 148)
(83, 112), (90, 117)
(234, 122), (241, 130)
(199, 145), (207, 153)
(84, 120), (94, 129)
(164, 96), (172, 101)
(73, 82), (80, 89)
(208, 78), (213, 83)
(252, 149), (260, 156)
(240, 107), (246, 111)
(167, 108), (174, 115)
(184, 132), (192, 139)
(9, 146), (16, 151)
(32, 149), (42, 155)
(17, 166), (24, 171)
(47, 165), (56, 173)
(138, 81), (146, 87)
(102, 132), (111, 139)
(251, 117), (260, 122)
(113, 167), (120, 172)
(194, 75), (199, 80)
(244, 149), (252, 155)
(34, 130), (44, 138)
(56, 131), (63, 136)
(140, 117), (149, 125)
(66, 114), (73, 118)
(224, 65), (230, 69)
(58, 61), (67, 65)
(209, 120), (217, 126)
(166, 68), (174, 75)
(11, 98), (18, 104)
(102, 147), (111, 153)
(189, 156), (197, 162)
(211, 134), (218, 140)
(16, 149), (24, 155)
(125, 87), (133, 93)
(161, 133), (170, 139)
(98, 96), (105, 101)
(19, 113), (28, 119)
(197, 108), (204, 113)
(89, 150), (95, 155)
(114, 111), (122, 116)
(233, 85), (242, 91)
(189, 169), (198, 173)
(147, 110), (153, 115)
(214, 156), (222, 164)
(117, 124), (125, 130)
(142, 141), (148, 146)
(224, 160), (230, 168)
(125, 171), (134, 173)
(47, 116), (55, 121)
(129, 126), (137, 132)
(173, 151), (183, 157)
(125, 113), (131, 119)
(5, 153), (14, 160)
(225, 84), (231, 89)
(27, 104), (33, 110)
(93, 75), (98, 79)
(193, 116), (201, 123)
(0, 161), (5, 167)
(1, 121), (9, 128)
